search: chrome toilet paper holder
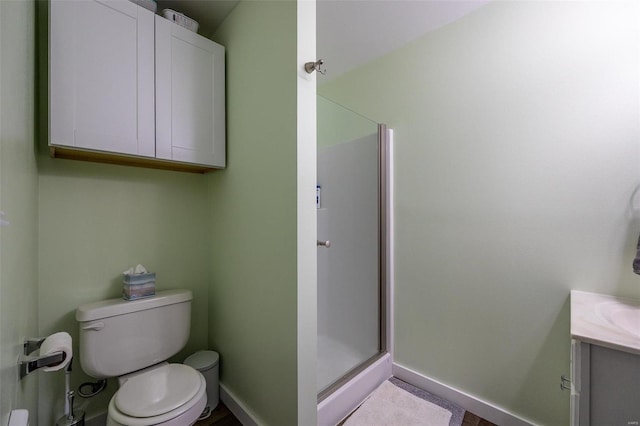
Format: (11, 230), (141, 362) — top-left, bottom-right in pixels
(19, 337), (67, 379)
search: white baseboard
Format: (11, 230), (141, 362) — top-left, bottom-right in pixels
(392, 363), (537, 426)
(317, 353), (393, 426)
(220, 383), (261, 426)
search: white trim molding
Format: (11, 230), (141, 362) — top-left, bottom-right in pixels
(220, 383), (261, 426)
(297, 0), (318, 423)
(393, 363), (537, 426)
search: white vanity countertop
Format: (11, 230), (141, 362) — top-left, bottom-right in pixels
(571, 290), (640, 356)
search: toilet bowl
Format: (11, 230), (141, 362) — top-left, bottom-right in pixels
(107, 364), (207, 426)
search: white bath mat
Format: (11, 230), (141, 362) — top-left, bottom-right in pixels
(344, 381), (453, 426)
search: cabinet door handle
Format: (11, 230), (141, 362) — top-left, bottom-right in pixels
(560, 375), (572, 391)
(317, 240), (331, 248)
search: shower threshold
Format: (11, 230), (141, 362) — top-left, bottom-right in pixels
(317, 352), (392, 426)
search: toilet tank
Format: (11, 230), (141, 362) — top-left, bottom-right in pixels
(76, 290), (192, 378)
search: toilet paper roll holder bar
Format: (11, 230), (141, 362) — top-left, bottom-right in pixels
(19, 337), (67, 379)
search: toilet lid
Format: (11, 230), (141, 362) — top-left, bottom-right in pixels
(115, 364), (201, 418)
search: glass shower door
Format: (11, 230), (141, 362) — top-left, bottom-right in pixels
(317, 96), (384, 397)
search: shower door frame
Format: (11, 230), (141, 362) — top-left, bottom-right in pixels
(317, 124), (393, 420)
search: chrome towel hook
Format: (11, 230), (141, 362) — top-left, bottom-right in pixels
(305, 59), (326, 75)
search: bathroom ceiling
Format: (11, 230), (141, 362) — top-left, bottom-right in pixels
(154, 0), (491, 80)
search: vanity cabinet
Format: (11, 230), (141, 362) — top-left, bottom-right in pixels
(571, 340), (640, 426)
(570, 291), (640, 426)
(48, 0), (226, 171)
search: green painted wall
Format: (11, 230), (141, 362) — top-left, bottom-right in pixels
(37, 159), (211, 423)
(0, 1), (40, 424)
(208, 2), (299, 425)
(317, 96), (376, 148)
(320, 1), (640, 424)
(0, 0), (309, 424)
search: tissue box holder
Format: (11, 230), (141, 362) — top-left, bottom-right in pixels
(123, 273), (156, 300)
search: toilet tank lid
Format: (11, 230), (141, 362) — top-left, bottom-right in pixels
(76, 290), (192, 322)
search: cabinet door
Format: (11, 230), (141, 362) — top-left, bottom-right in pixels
(49, 0), (155, 157)
(590, 345), (640, 425)
(155, 16), (226, 168)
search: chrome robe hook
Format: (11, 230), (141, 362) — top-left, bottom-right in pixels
(305, 59), (326, 75)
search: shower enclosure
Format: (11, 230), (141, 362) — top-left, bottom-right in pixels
(316, 96), (392, 425)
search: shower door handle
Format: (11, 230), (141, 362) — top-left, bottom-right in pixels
(317, 240), (331, 248)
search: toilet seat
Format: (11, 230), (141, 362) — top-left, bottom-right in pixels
(108, 364), (206, 426)
(116, 364), (201, 417)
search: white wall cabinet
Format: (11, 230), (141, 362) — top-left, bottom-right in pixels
(155, 16), (226, 168)
(48, 0), (226, 171)
(49, 0), (155, 157)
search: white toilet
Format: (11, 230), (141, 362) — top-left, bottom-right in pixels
(76, 290), (206, 426)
